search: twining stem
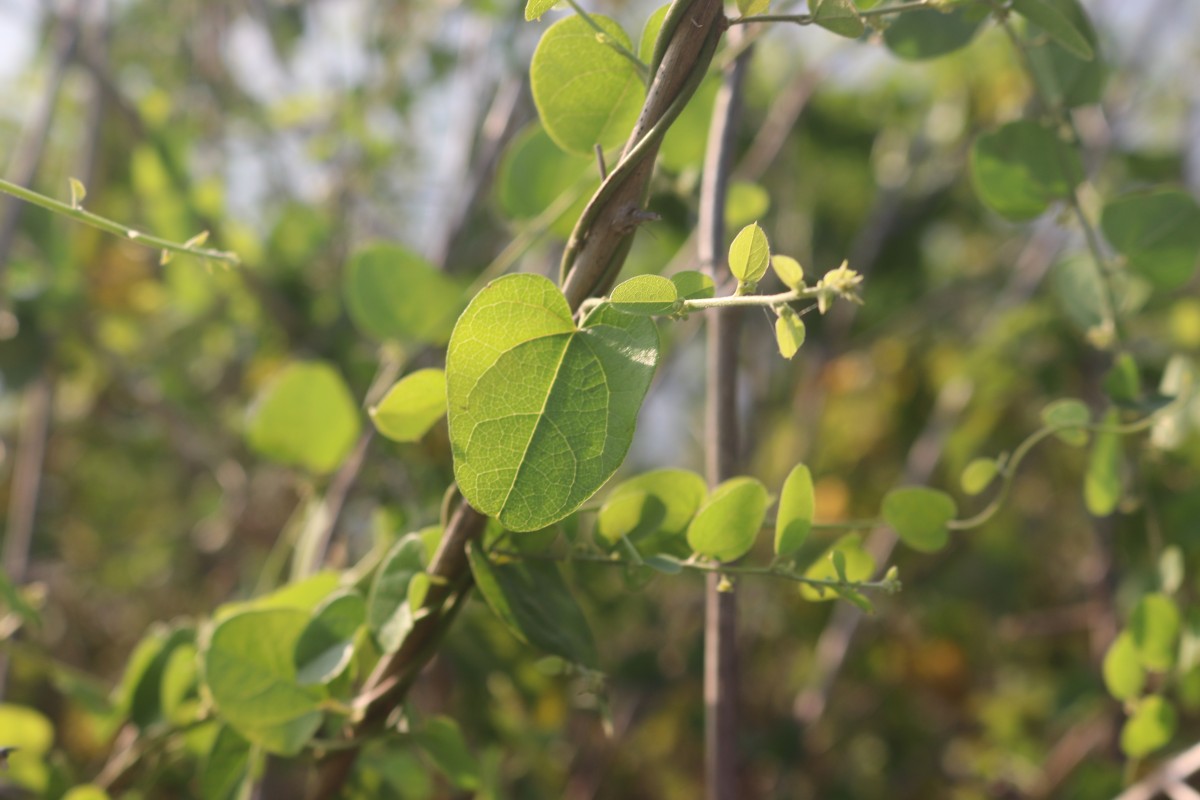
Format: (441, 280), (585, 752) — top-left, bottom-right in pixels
(730, 0), (932, 25)
(0, 177), (240, 266)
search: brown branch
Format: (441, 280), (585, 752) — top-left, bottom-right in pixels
(698, 24), (751, 800)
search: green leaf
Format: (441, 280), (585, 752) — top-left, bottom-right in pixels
(736, 0), (770, 17)
(0, 703), (54, 793)
(447, 274), (658, 532)
(960, 458), (999, 496)
(62, 787), (110, 800)
(771, 255), (804, 291)
(1121, 696), (1176, 759)
(610, 274), (681, 316)
(343, 244), (462, 344)
(882, 487), (956, 553)
(495, 122), (596, 239)
(160, 643), (200, 726)
(687, 477), (769, 562)
(525, 0), (559, 21)
(970, 121), (1082, 220)
(1131, 592), (1180, 672)
(728, 223), (770, 287)
(598, 468), (708, 555)
(1040, 398), (1090, 446)
(1103, 631), (1145, 701)
(466, 543), (598, 667)
(202, 609), (326, 755)
(369, 368), (447, 443)
(1011, 0), (1092, 60)
(0, 569), (39, 627)
(775, 464), (815, 557)
(1022, 0), (1105, 108)
(595, 490), (665, 548)
(113, 623), (195, 730)
(1159, 546), (1185, 595)
(800, 535), (875, 602)
(531, 14), (644, 156)
(671, 270), (715, 301)
(774, 308), (806, 360)
(1104, 353), (1141, 404)
(294, 589), (365, 686)
(201, 726), (253, 800)
(882, 8), (982, 60)
(1102, 190), (1200, 289)
(246, 361), (361, 475)
(367, 535), (426, 654)
(725, 181), (770, 229)
(1085, 408), (1121, 516)
(413, 716), (480, 790)
(812, 0), (864, 38)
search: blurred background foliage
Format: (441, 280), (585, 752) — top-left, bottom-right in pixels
(1, 0), (1200, 797)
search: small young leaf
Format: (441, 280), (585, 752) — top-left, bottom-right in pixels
(771, 255), (804, 291)
(1084, 408), (1121, 516)
(245, 361), (362, 475)
(525, 0), (559, 21)
(369, 368), (447, 443)
(414, 716), (480, 790)
(774, 463), (815, 557)
(1040, 398), (1090, 446)
(1130, 593), (1180, 672)
(960, 458), (999, 496)
(671, 270), (715, 301)
(466, 543), (598, 667)
(882, 487), (956, 553)
(1103, 631), (1145, 701)
(294, 590), (365, 686)
(367, 535), (426, 654)
(728, 223), (770, 287)
(800, 535), (875, 602)
(970, 121), (1082, 221)
(1104, 353), (1141, 404)
(68, 177), (87, 208)
(687, 477), (769, 562)
(774, 308), (806, 360)
(1121, 696), (1176, 759)
(610, 274), (681, 316)
(836, 587), (874, 614)
(830, 549), (848, 582)
(1101, 190), (1200, 289)
(598, 469), (707, 556)
(596, 490), (666, 548)
(812, 0), (864, 39)
(1011, 0), (1093, 60)
(736, 0), (770, 16)
(201, 726), (252, 800)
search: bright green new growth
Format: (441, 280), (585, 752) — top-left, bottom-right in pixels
(970, 120), (1082, 220)
(446, 274), (658, 531)
(770, 255), (804, 291)
(736, 0), (770, 17)
(882, 487), (956, 553)
(598, 468), (708, 554)
(774, 307), (806, 360)
(728, 222), (770, 288)
(610, 274), (682, 315)
(1130, 592), (1180, 672)
(1102, 631), (1144, 701)
(530, 14), (644, 155)
(525, 0), (560, 21)
(960, 458), (999, 496)
(801, 535), (875, 602)
(370, 368), (447, 443)
(687, 477), (769, 562)
(774, 463), (815, 557)
(246, 361), (362, 475)
(1121, 696), (1176, 759)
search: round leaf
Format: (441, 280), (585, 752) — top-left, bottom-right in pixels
(525, 0), (559, 21)
(1131, 592), (1180, 672)
(294, 589), (366, 686)
(671, 270), (715, 301)
(960, 458), (999, 496)
(0, 704), (54, 793)
(970, 121), (1082, 220)
(447, 274), (659, 532)
(495, 123), (596, 239)
(1040, 397), (1090, 446)
(771, 255), (804, 291)
(1121, 696), (1176, 759)
(883, 8), (982, 60)
(531, 14), (645, 155)
(246, 361), (361, 475)
(370, 368), (447, 443)
(882, 487), (956, 553)
(343, 243), (462, 344)
(1102, 190), (1200, 289)
(1103, 631), (1145, 701)
(610, 274), (681, 316)
(1022, 0), (1106, 108)
(687, 477), (769, 562)
(812, 0), (864, 38)
(598, 468), (708, 555)
(202, 608), (326, 755)
(1011, 0), (1093, 60)
(774, 310), (806, 360)
(728, 223), (770, 286)
(800, 535), (875, 602)
(774, 463), (815, 557)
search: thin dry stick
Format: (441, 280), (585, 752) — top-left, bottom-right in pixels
(1115, 741), (1200, 800)
(698, 24), (751, 800)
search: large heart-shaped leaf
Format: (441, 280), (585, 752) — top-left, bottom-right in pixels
(447, 274), (658, 531)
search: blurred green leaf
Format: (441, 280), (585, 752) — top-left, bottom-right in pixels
(812, 0), (864, 38)
(495, 123), (595, 238)
(246, 362), (361, 475)
(1011, 0), (1093, 60)
(1084, 408), (1121, 516)
(1102, 631), (1145, 701)
(970, 121), (1082, 220)
(882, 487), (956, 553)
(343, 244), (462, 344)
(725, 181), (771, 230)
(771, 255), (804, 291)
(525, 0), (559, 21)
(0, 703), (54, 793)
(775, 463), (815, 557)
(1023, 0), (1106, 107)
(882, 8), (982, 60)
(201, 726), (253, 800)
(414, 716), (480, 790)
(671, 271), (715, 301)
(801, 535), (875, 602)
(1102, 190), (1200, 289)
(1121, 696), (1176, 759)
(1040, 398), (1090, 446)
(960, 458), (999, 496)
(1131, 593), (1180, 672)
(370, 369), (447, 444)
(736, 0), (770, 16)
(367, 535), (426, 654)
(294, 589), (365, 685)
